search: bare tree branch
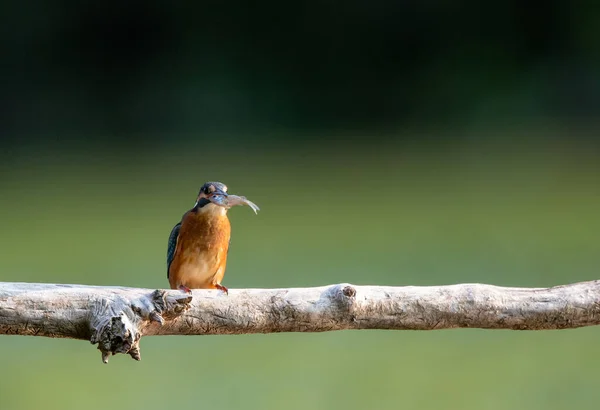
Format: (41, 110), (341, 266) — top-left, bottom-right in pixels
(1, 280), (599, 363)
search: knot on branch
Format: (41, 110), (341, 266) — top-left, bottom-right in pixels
(132, 290), (193, 324)
(326, 284), (357, 306)
(342, 285), (357, 298)
(321, 284), (357, 325)
(89, 290), (192, 363)
(90, 311), (140, 363)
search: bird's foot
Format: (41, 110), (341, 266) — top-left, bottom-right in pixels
(178, 285), (192, 294)
(215, 284), (229, 295)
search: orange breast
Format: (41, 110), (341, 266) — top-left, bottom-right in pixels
(168, 206), (231, 289)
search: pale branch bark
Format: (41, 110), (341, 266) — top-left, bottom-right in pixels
(1, 280), (600, 363)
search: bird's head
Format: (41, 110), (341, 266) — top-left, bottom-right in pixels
(194, 181), (260, 214)
(195, 181), (229, 209)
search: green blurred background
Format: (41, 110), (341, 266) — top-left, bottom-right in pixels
(1, 2), (600, 409)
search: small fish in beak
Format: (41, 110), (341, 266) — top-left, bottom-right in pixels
(224, 195), (260, 214)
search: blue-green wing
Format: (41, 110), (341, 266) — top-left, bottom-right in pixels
(167, 222), (181, 279)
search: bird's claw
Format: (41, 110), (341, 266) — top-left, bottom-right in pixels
(178, 285), (192, 294)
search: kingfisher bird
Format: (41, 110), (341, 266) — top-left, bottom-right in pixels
(167, 181), (259, 294)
